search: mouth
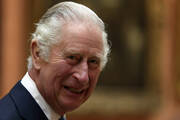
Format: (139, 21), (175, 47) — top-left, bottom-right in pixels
(64, 86), (85, 94)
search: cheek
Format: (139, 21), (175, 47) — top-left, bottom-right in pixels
(84, 71), (100, 100)
(89, 70), (101, 86)
(41, 62), (73, 89)
(51, 61), (73, 77)
(50, 63), (72, 85)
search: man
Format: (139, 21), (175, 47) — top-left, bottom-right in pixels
(0, 1), (110, 120)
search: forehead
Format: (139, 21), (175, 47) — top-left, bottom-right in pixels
(62, 22), (103, 43)
(54, 22), (104, 56)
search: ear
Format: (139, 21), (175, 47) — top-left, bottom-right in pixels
(31, 40), (42, 70)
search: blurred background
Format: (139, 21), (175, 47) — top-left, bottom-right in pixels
(0, 0), (180, 120)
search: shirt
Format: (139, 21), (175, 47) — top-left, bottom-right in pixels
(21, 72), (61, 120)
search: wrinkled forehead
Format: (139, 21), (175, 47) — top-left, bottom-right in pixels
(52, 22), (104, 56)
(60, 22), (103, 46)
(63, 21), (103, 34)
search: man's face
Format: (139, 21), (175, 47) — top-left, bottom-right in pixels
(35, 23), (104, 115)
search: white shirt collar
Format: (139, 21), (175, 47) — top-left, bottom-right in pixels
(21, 72), (61, 120)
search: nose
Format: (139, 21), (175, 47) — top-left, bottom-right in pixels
(73, 62), (89, 85)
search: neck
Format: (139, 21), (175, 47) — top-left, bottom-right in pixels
(28, 67), (38, 82)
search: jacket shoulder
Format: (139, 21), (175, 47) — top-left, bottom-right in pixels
(0, 94), (22, 120)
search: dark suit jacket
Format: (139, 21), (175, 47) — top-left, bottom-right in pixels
(0, 81), (48, 120)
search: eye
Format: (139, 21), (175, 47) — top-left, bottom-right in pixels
(89, 59), (98, 64)
(68, 55), (76, 60)
(66, 55), (81, 65)
(88, 58), (100, 69)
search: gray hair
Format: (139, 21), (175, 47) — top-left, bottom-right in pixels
(27, 1), (111, 70)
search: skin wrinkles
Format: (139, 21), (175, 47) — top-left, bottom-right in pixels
(50, 23), (104, 66)
(30, 22), (104, 115)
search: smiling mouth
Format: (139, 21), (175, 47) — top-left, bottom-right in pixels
(64, 86), (85, 94)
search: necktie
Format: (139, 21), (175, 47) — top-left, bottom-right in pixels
(59, 116), (65, 120)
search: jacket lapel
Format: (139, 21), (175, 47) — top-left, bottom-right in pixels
(10, 81), (48, 120)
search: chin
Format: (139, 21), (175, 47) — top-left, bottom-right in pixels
(60, 100), (83, 112)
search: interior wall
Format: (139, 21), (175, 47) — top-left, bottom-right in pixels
(0, 0), (33, 97)
(0, 0), (180, 120)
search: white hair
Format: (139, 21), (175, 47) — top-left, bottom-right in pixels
(27, 1), (111, 70)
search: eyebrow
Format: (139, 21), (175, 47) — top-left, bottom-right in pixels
(62, 48), (104, 60)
